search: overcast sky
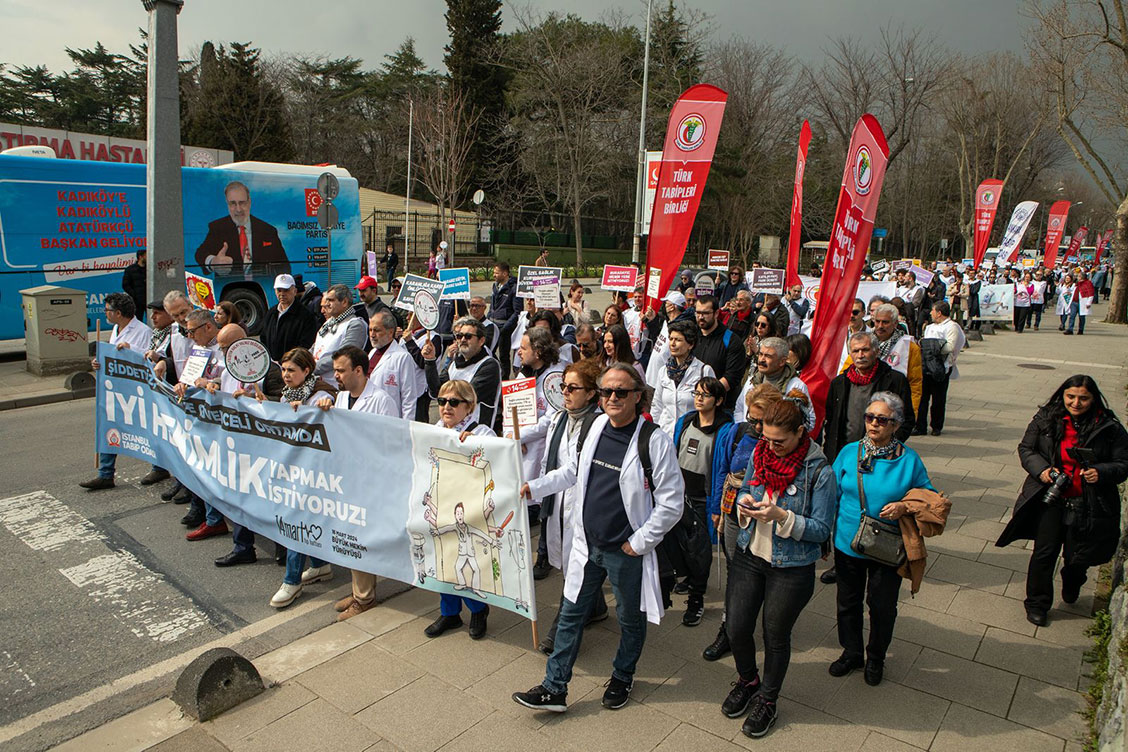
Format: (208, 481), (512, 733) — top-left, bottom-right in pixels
(5, 0), (1029, 75)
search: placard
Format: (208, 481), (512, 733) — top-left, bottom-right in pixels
(978, 283), (1014, 320)
(694, 275), (715, 296)
(891, 259), (913, 271)
(413, 290), (440, 331)
(501, 377), (538, 431)
(532, 276), (561, 309)
(366, 250), (378, 278)
(438, 267), (471, 300)
(601, 265), (638, 292)
(185, 273), (217, 310)
(225, 338), (271, 383)
(394, 273), (445, 314)
(646, 267), (662, 299)
(908, 264), (934, 286)
(516, 266), (562, 298)
(179, 346), (213, 385)
(748, 268), (785, 294)
(707, 249), (730, 271)
(869, 259), (890, 275)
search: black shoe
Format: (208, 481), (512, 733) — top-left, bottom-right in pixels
(683, 595), (704, 627)
(172, 487), (193, 504)
(1058, 325), (1065, 331)
(424, 614), (463, 638)
(180, 512), (204, 527)
(1062, 578), (1084, 605)
(930, 429), (942, 436)
(911, 428), (927, 436)
(673, 580), (690, 595)
(532, 553), (552, 581)
(741, 695), (777, 739)
(864, 658), (884, 686)
(703, 623), (731, 661)
(79, 477), (114, 491)
(1064, 330), (1074, 335)
(538, 634), (555, 654)
(160, 481), (184, 501)
(1025, 608), (1048, 627)
(469, 605), (489, 640)
(512, 684), (567, 713)
(722, 676), (760, 718)
(820, 567), (838, 584)
(828, 652), (864, 677)
(139, 468), (171, 486)
(601, 676), (633, 710)
(274, 543), (287, 565)
(215, 549), (257, 567)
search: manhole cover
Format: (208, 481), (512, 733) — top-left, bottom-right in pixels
(1017, 363), (1055, 370)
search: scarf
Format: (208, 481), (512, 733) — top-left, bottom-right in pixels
(751, 433), (810, 496)
(149, 325), (172, 351)
(281, 373), (317, 404)
(859, 435), (900, 473)
(751, 361), (797, 391)
(666, 354), (691, 386)
(875, 329), (904, 361)
(845, 362), (879, 386)
(318, 309), (355, 337)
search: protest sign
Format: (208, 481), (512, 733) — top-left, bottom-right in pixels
(185, 273), (216, 310)
(870, 259), (890, 275)
(178, 346), (213, 385)
(366, 251), (378, 278)
(694, 274), (715, 295)
(978, 283), (1014, 320)
(1043, 200), (1071, 267)
(786, 120), (812, 288)
(891, 259), (912, 271)
(642, 150), (662, 235)
(646, 267), (662, 299)
(393, 273), (445, 314)
(707, 249), (730, 270)
(501, 377), (537, 432)
(438, 267), (472, 301)
(225, 339), (271, 383)
(96, 345), (536, 619)
(748, 268), (785, 294)
(533, 276), (561, 309)
(516, 266), (562, 298)
(601, 265), (638, 292)
(799, 276), (894, 311)
(1022, 258), (1037, 268)
(909, 265), (934, 286)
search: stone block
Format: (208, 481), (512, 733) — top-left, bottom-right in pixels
(172, 647), (265, 722)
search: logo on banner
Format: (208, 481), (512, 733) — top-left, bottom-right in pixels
(1051, 217), (1062, 228)
(305, 189), (322, 217)
(106, 428), (121, 447)
(982, 190), (996, 205)
(853, 145), (873, 195)
(675, 114), (707, 151)
(276, 515), (324, 548)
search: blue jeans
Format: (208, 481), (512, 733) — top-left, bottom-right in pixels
(98, 452), (116, 480)
(284, 550), (327, 586)
(1065, 302), (1081, 332)
(543, 545), (646, 694)
(440, 593), (487, 616)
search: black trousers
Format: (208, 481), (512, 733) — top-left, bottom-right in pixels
(918, 371), (951, 432)
(834, 549), (902, 663)
(683, 498), (712, 597)
(1014, 306), (1030, 333)
(1025, 500), (1088, 614)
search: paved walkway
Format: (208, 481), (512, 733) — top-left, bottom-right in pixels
(53, 304), (1128, 752)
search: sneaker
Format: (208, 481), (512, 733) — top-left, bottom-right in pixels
(469, 605), (490, 640)
(79, 477), (114, 491)
(334, 594), (356, 612)
(424, 614), (463, 638)
(864, 658), (884, 686)
(139, 468), (171, 486)
(722, 676), (761, 718)
(337, 599), (374, 621)
(741, 695), (777, 738)
(533, 553), (552, 581)
(828, 652), (864, 677)
(300, 565), (332, 585)
(682, 595), (704, 627)
(270, 582), (302, 608)
(186, 521), (229, 541)
(673, 580), (690, 595)
(702, 623), (731, 661)
(601, 676), (633, 710)
(512, 684), (567, 713)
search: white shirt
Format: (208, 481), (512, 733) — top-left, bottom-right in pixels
(109, 317), (153, 352)
(333, 377), (397, 416)
(368, 339), (418, 419)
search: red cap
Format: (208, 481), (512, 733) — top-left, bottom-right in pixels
(355, 276), (379, 291)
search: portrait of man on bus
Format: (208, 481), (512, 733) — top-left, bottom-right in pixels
(194, 180), (290, 277)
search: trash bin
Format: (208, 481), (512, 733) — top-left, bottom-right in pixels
(20, 285), (90, 376)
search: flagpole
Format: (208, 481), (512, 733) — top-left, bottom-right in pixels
(405, 99), (413, 275)
(631, 0), (653, 265)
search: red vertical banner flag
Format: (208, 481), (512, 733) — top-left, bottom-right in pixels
(1095, 229), (1114, 263)
(1042, 200), (1071, 267)
(972, 179), (1005, 269)
(801, 115), (890, 434)
(643, 84), (728, 308)
(785, 120), (812, 288)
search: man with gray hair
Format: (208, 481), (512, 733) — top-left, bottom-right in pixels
(847, 303), (922, 415)
(422, 315), (502, 426)
(735, 337), (813, 429)
(366, 309), (418, 419)
(311, 284), (367, 387)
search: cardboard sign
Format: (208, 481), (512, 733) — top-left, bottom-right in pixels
(869, 259), (890, 275)
(694, 275), (715, 295)
(532, 276), (561, 309)
(748, 268), (785, 294)
(179, 346), (213, 385)
(601, 265), (638, 292)
(366, 250), (378, 278)
(185, 273), (216, 310)
(224, 338), (270, 383)
(516, 266), (562, 298)
(707, 249), (730, 271)
(501, 377), (538, 431)
(437, 267), (471, 300)
(909, 264), (934, 286)
(891, 259), (913, 271)
(393, 273), (445, 314)
(413, 290), (440, 331)
(646, 267), (662, 299)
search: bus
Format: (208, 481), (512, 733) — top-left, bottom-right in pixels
(0, 153), (362, 338)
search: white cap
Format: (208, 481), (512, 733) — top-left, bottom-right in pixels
(273, 273), (296, 290)
(664, 290), (687, 307)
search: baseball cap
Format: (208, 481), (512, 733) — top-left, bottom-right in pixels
(664, 290), (687, 307)
(355, 276), (379, 291)
(273, 273), (296, 290)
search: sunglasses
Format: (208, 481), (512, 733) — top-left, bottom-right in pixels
(436, 397), (469, 408)
(851, 309), (864, 316)
(598, 387), (637, 400)
(745, 417), (764, 427)
(755, 322), (770, 328)
(453, 333), (478, 341)
(760, 436), (790, 448)
(864, 412), (895, 427)
(561, 383), (589, 394)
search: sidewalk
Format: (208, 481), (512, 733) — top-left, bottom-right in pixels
(45, 304), (1128, 751)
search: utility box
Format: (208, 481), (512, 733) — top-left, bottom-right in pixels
(759, 235), (782, 266)
(20, 285), (90, 376)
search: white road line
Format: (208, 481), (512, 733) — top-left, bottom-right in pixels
(0, 650), (37, 698)
(0, 491), (105, 551)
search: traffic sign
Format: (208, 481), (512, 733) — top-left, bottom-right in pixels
(448, 219), (456, 233)
(317, 172), (340, 200)
(872, 228), (888, 239)
(472, 189), (485, 206)
(317, 202), (339, 230)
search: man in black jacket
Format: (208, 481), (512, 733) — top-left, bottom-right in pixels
(422, 316), (502, 426)
(260, 274), (319, 361)
(122, 249), (147, 321)
(194, 181), (290, 276)
(693, 295), (749, 412)
(490, 262), (520, 375)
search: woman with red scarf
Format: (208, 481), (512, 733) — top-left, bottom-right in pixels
(719, 390), (835, 739)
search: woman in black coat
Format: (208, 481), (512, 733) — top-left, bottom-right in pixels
(997, 375), (1128, 626)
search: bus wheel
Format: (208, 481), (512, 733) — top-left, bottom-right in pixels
(223, 288), (267, 335)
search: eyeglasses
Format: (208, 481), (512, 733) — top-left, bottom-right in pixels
(185, 324), (208, 335)
(864, 412), (895, 427)
(436, 397), (469, 408)
(746, 417), (764, 427)
(453, 333), (478, 341)
(598, 387), (637, 400)
(692, 390), (715, 399)
(561, 384), (589, 394)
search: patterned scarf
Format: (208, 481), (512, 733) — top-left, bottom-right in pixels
(875, 329), (904, 361)
(666, 354), (691, 386)
(149, 325), (171, 351)
(752, 433), (810, 496)
(318, 309), (355, 336)
(845, 362), (879, 386)
(859, 435), (900, 473)
(281, 373), (317, 404)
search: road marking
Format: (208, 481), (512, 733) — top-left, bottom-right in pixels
(0, 491), (105, 551)
(0, 650), (36, 698)
(59, 552), (210, 643)
(960, 349), (1125, 371)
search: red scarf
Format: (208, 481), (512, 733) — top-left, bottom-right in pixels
(752, 434), (811, 496)
(845, 363), (879, 386)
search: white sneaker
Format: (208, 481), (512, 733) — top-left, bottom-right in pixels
(270, 582), (302, 608)
(301, 565), (332, 585)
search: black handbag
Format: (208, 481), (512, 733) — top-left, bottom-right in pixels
(850, 444), (906, 567)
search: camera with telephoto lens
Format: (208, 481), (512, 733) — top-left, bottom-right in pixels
(1042, 468), (1071, 506)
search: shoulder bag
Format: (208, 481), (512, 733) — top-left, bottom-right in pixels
(850, 443), (907, 567)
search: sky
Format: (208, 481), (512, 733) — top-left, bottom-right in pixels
(3, 0), (1030, 76)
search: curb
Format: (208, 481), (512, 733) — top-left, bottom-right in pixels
(0, 388), (93, 411)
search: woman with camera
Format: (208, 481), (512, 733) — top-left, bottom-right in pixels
(997, 375), (1128, 626)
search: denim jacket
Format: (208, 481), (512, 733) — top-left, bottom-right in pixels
(733, 442), (837, 567)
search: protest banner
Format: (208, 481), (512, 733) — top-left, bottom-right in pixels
(995, 201), (1039, 267)
(972, 179), (1005, 268)
(978, 283), (1015, 320)
(1063, 227), (1088, 266)
(96, 345), (536, 620)
(1095, 229), (1114, 263)
(532, 276), (561, 309)
(225, 338), (271, 386)
(909, 264), (934, 286)
(1043, 200), (1071, 267)
(748, 268), (785, 294)
(642, 150), (662, 236)
(785, 120), (812, 288)
(516, 265), (562, 298)
(438, 267), (472, 301)
(799, 276), (894, 311)
(185, 273), (217, 310)
(601, 265), (638, 292)
(501, 377), (537, 432)
(707, 249), (730, 271)
(643, 84), (728, 308)
(178, 346), (214, 385)
(801, 114), (889, 434)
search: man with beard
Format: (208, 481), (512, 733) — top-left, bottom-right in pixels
(422, 316), (503, 426)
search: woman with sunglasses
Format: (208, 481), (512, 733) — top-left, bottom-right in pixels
(744, 311), (778, 361)
(652, 320), (714, 436)
(721, 390), (834, 739)
(829, 392), (934, 687)
(423, 379), (499, 640)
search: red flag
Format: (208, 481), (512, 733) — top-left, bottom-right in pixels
(1063, 226), (1088, 265)
(972, 179), (1004, 269)
(1043, 200), (1071, 267)
(785, 120), (812, 288)
(1095, 229), (1114, 263)
(643, 84), (728, 308)
(801, 115), (890, 434)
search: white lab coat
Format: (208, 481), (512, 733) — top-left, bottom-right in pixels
(109, 317), (153, 352)
(518, 362), (565, 488)
(923, 317), (966, 379)
(735, 373), (814, 431)
(651, 357), (715, 436)
(333, 376), (398, 416)
(526, 410), (588, 569)
(644, 321), (670, 388)
(369, 338), (418, 419)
